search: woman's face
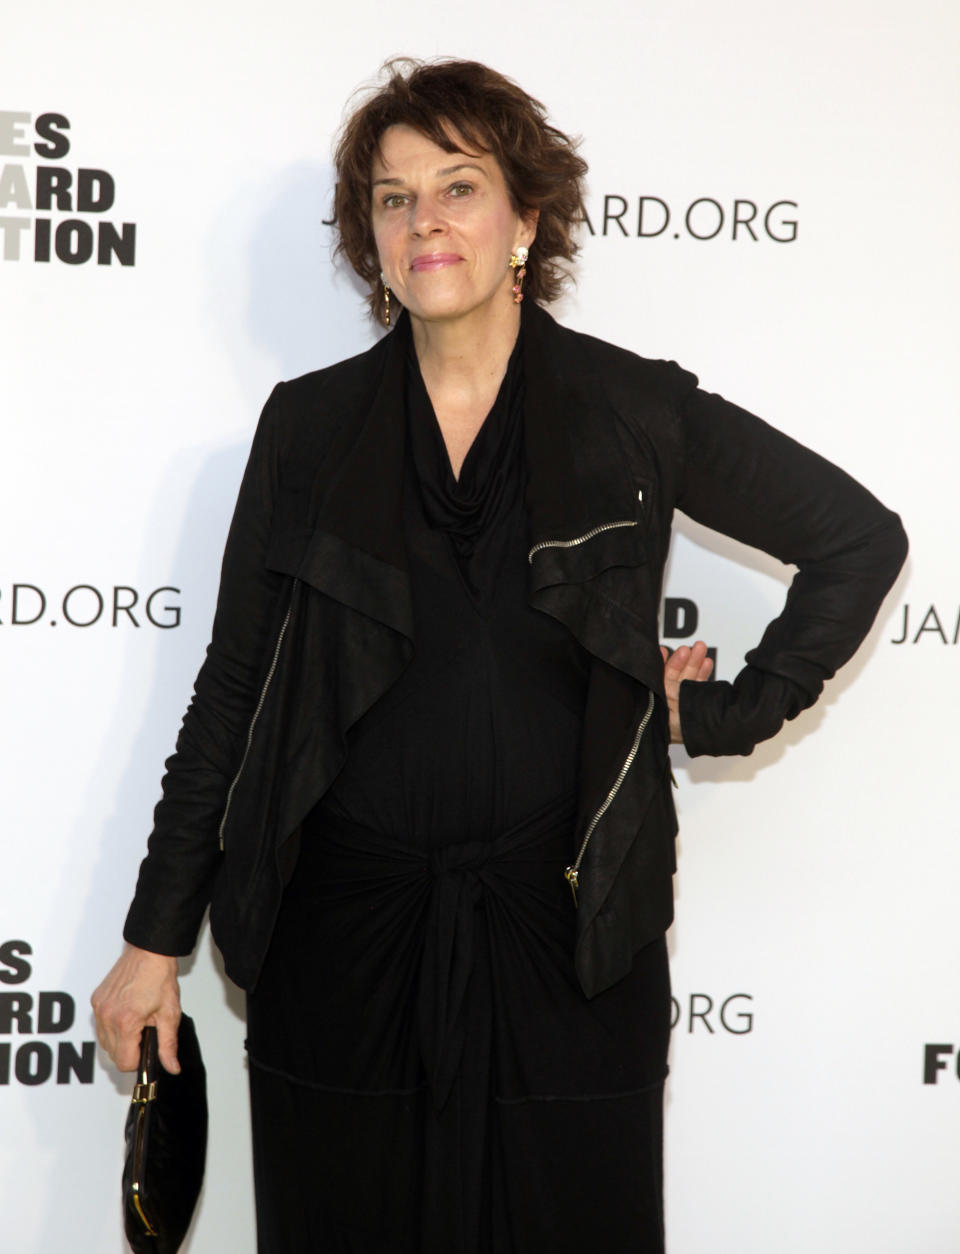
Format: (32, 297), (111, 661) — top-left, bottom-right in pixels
(370, 124), (537, 328)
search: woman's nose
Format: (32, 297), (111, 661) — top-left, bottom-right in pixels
(410, 196), (446, 237)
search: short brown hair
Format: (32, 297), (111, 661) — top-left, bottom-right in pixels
(333, 58), (588, 324)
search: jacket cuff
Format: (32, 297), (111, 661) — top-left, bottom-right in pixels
(678, 665), (811, 758)
(122, 892), (208, 958)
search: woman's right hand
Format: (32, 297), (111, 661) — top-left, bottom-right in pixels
(91, 943), (182, 1074)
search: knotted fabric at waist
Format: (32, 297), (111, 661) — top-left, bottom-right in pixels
(312, 795), (577, 1111)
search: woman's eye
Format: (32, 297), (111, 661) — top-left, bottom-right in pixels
(448, 182), (473, 198)
(382, 193), (408, 209)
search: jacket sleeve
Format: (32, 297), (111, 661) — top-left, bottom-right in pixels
(123, 384), (288, 954)
(674, 381), (908, 757)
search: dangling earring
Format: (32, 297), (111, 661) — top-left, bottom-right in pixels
(380, 272), (391, 326)
(509, 246), (528, 304)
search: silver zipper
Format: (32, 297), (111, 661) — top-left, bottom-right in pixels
(564, 690), (656, 907)
(527, 519), (637, 564)
(218, 596), (294, 851)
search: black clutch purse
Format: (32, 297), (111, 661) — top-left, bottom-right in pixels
(122, 1014), (208, 1254)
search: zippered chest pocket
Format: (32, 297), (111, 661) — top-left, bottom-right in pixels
(528, 517), (638, 563)
(527, 479), (652, 569)
(526, 513), (649, 587)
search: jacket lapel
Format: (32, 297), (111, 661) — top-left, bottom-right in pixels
(522, 303), (662, 696)
(522, 301), (643, 568)
(295, 316), (414, 640)
(521, 306), (670, 955)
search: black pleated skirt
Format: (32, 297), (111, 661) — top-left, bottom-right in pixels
(246, 796), (671, 1254)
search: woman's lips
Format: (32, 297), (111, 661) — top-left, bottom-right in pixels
(409, 253), (462, 272)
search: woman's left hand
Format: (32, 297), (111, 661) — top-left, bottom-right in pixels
(660, 641), (714, 745)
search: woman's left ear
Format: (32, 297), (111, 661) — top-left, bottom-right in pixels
(519, 208), (539, 249)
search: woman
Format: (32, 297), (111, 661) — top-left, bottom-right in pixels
(93, 59), (907, 1252)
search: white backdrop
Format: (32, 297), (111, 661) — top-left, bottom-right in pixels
(2, 1), (958, 1250)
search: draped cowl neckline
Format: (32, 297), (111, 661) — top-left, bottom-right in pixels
(405, 327), (525, 568)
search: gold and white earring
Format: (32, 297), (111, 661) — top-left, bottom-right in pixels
(380, 272), (391, 326)
(509, 246), (528, 304)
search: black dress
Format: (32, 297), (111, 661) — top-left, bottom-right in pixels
(246, 328), (672, 1253)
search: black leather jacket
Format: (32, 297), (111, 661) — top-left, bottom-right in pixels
(124, 302), (907, 995)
